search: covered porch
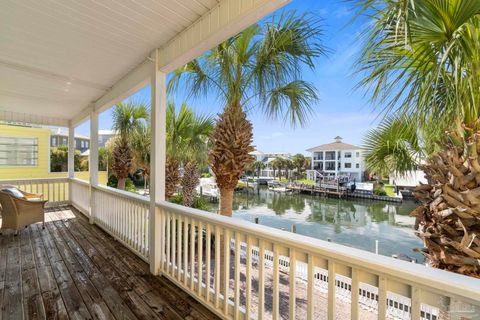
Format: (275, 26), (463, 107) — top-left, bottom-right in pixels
(0, 206), (217, 319)
(1, 0), (480, 319)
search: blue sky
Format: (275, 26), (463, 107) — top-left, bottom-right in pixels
(76, 0), (378, 155)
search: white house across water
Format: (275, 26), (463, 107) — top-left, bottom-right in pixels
(307, 136), (366, 182)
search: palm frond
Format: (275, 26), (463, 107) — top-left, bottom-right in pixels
(263, 80), (318, 127)
(363, 115), (423, 176)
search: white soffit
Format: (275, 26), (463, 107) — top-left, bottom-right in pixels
(0, 0), (289, 126)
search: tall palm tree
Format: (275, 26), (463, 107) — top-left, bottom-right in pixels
(356, 0), (480, 276)
(169, 11), (325, 216)
(166, 102), (213, 203)
(111, 101), (149, 190)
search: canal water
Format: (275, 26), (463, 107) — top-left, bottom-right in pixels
(204, 187), (424, 262)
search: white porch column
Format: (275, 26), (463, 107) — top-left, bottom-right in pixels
(149, 49), (166, 275)
(89, 110), (99, 224)
(68, 122), (75, 204)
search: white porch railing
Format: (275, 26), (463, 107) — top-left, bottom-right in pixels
(70, 178), (90, 214)
(91, 184), (150, 261)
(0, 177), (69, 206)
(156, 201), (480, 320)
(2, 177), (479, 319)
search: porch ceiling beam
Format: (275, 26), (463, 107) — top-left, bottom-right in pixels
(72, 0), (289, 125)
(158, 0), (290, 73)
(0, 110), (69, 127)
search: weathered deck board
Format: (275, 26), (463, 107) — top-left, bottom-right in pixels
(0, 206), (219, 320)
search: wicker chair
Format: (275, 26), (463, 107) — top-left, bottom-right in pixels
(0, 188), (47, 235)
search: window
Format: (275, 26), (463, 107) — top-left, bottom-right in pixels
(345, 163), (352, 168)
(325, 162), (335, 170)
(356, 152), (360, 157)
(344, 152), (352, 158)
(85, 141), (89, 148)
(63, 138), (67, 145)
(356, 163), (360, 168)
(81, 141), (84, 148)
(52, 137), (57, 146)
(0, 137), (38, 167)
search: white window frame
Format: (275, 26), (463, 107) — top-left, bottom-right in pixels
(0, 136), (38, 168)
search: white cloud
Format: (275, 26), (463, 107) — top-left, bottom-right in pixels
(271, 132), (284, 138)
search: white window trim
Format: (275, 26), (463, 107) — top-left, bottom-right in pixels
(0, 136), (39, 168)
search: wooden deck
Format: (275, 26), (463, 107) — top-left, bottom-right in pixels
(0, 206), (219, 320)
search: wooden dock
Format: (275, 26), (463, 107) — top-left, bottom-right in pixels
(287, 184), (348, 198)
(286, 184), (402, 202)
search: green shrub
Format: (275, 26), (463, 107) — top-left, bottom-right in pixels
(373, 188), (387, 196)
(107, 175), (136, 193)
(125, 178), (137, 193)
(169, 194), (183, 204)
(168, 194), (209, 210)
(107, 175), (118, 188)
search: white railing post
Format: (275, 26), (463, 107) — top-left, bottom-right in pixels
(68, 122), (75, 203)
(89, 109), (99, 224)
(149, 48), (166, 275)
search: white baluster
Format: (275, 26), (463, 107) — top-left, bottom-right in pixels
(351, 268), (359, 320)
(198, 221), (203, 297)
(289, 247), (296, 320)
(206, 223), (211, 304)
(307, 254), (314, 320)
(258, 239), (265, 319)
(328, 260), (336, 320)
(245, 235), (252, 320)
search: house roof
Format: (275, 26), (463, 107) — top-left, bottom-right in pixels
(50, 128), (90, 140)
(306, 140), (363, 152)
(99, 130), (116, 135)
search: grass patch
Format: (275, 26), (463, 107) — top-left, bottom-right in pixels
(383, 184), (396, 197)
(273, 178), (316, 185)
(295, 179), (316, 185)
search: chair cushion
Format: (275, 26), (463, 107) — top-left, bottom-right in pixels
(1, 188), (25, 199)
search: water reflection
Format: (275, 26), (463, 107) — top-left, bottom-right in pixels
(205, 187), (424, 262)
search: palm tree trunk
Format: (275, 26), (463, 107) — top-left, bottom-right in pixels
(117, 178), (126, 190)
(412, 127), (480, 278)
(165, 157), (180, 199)
(209, 104), (254, 216)
(219, 188), (234, 217)
(181, 161), (200, 207)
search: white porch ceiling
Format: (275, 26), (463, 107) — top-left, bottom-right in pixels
(0, 0), (288, 126)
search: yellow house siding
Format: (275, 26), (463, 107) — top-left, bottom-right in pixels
(0, 124), (107, 185)
(0, 124), (51, 179)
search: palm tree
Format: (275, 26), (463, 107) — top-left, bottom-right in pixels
(111, 101), (149, 190)
(169, 11), (325, 216)
(131, 123), (151, 193)
(270, 157), (284, 180)
(291, 154), (306, 179)
(356, 0), (480, 276)
(284, 158), (294, 180)
(363, 116), (423, 178)
(252, 160), (266, 178)
(166, 102), (213, 203)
